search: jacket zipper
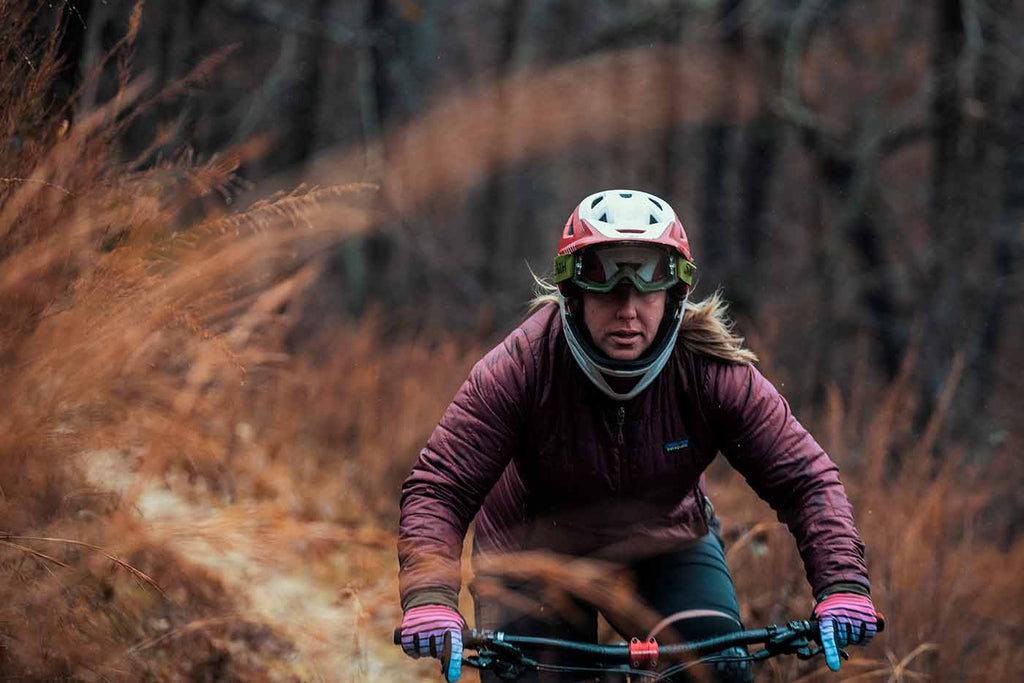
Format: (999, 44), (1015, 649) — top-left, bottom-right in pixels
(694, 482), (710, 532)
(616, 405), (626, 492)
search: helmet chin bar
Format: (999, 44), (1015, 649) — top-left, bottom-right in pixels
(558, 292), (684, 402)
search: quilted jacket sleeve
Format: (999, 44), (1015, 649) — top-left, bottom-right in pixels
(706, 361), (870, 597)
(398, 328), (534, 610)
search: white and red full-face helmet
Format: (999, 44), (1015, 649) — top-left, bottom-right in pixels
(553, 190), (697, 401)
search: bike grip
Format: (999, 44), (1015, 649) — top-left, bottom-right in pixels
(393, 627), (402, 645)
(875, 611), (887, 633)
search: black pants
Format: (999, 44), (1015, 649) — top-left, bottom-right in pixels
(471, 533), (753, 682)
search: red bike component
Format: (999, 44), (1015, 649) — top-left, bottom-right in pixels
(629, 636), (659, 669)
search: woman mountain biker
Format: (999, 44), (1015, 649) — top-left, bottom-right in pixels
(397, 189), (881, 682)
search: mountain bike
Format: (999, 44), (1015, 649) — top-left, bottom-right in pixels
(396, 617), (881, 680)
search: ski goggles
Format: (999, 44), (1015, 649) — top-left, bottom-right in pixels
(553, 243), (696, 293)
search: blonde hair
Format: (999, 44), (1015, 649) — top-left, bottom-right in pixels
(529, 276), (758, 365)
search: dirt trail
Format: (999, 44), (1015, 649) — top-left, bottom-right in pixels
(82, 450), (439, 681)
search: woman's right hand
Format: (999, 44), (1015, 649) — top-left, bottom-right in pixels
(399, 605), (465, 682)
(813, 593), (882, 672)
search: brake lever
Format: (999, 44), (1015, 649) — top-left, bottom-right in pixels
(464, 652), (530, 680)
(761, 620), (848, 662)
(795, 642), (820, 661)
(793, 638), (848, 663)
(462, 642), (539, 680)
(766, 622), (811, 650)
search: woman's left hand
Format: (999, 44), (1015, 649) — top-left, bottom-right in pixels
(813, 593), (883, 671)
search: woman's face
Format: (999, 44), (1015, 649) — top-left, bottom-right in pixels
(582, 285), (666, 361)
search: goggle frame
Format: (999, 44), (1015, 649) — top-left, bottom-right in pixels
(553, 249), (696, 293)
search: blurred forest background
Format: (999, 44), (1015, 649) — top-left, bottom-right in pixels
(1, 0), (1022, 680)
(53, 0), (1024, 445)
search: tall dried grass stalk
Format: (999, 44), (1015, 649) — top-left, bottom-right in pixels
(0, 4), (389, 678)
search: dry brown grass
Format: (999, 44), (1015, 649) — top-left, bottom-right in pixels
(713, 348), (1024, 682)
(1, 4), (1021, 682)
(0, 4), (423, 679)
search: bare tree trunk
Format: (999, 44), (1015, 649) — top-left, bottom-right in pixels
(698, 123), (730, 272)
(951, 0), (1016, 437)
(367, 0), (393, 126)
(920, 1), (966, 407)
(920, 0), (973, 432)
(737, 16), (781, 275)
(733, 11), (781, 318)
(49, 0), (93, 109)
(277, 0), (330, 169)
(474, 1), (525, 302)
(929, 0), (964, 229)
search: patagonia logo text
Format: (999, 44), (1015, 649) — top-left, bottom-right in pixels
(664, 439), (690, 453)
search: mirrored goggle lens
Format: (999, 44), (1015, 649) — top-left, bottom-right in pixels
(553, 246), (695, 290)
(578, 245), (673, 286)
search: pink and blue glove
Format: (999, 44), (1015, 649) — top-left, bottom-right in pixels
(813, 593), (883, 671)
(399, 605), (465, 682)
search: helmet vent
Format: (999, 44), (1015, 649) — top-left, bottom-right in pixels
(566, 220), (574, 236)
(619, 192), (633, 198)
(649, 214), (658, 224)
(648, 197), (662, 210)
(591, 196), (604, 208)
(598, 212), (608, 222)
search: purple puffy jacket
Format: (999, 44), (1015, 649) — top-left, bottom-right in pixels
(398, 304), (869, 609)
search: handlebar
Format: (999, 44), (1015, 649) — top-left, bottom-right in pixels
(395, 618), (857, 679)
(461, 619), (823, 658)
